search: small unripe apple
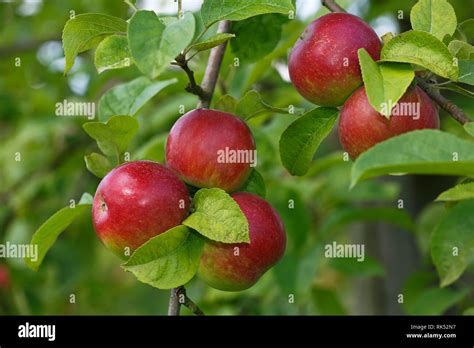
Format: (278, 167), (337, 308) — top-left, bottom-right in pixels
(198, 192), (286, 291)
(338, 86), (440, 159)
(0, 264), (10, 290)
(166, 109), (256, 192)
(288, 13), (381, 106)
(92, 160), (190, 257)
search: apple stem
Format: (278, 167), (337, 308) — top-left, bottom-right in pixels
(322, 0), (471, 125)
(168, 286), (205, 316)
(321, 0), (347, 13)
(177, 0), (182, 19)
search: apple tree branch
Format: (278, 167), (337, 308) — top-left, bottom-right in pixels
(169, 19), (231, 317)
(321, 0), (471, 125)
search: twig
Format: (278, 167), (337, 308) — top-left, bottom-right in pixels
(321, 0), (346, 13)
(175, 54), (208, 99)
(167, 287), (181, 316)
(198, 20), (231, 108)
(174, 20), (231, 107)
(177, 286), (205, 316)
(323, 0), (471, 125)
(417, 78), (470, 125)
(168, 286), (205, 316)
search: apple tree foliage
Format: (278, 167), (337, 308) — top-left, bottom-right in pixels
(11, 0), (474, 314)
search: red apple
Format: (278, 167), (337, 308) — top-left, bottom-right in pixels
(166, 109), (256, 192)
(92, 160), (190, 257)
(198, 192), (286, 291)
(288, 13), (381, 106)
(0, 264), (10, 290)
(339, 86), (440, 159)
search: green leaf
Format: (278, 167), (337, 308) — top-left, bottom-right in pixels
(79, 192), (93, 205)
(83, 115), (139, 158)
(448, 40), (474, 60)
(458, 60), (474, 86)
(98, 77), (176, 121)
(25, 200), (92, 271)
(431, 199), (474, 286)
(200, 0), (294, 27)
(437, 83), (474, 98)
(319, 207), (414, 240)
(415, 203), (446, 257)
(122, 226), (204, 289)
(215, 94), (238, 114)
(62, 13), (127, 74)
(128, 11), (195, 78)
(235, 90), (300, 120)
(402, 271), (436, 313)
(400, 270), (467, 314)
(410, 0), (457, 41)
(279, 107), (338, 176)
(381, 30), (458, 80)
(188, 33), (235, 52)
(183, 188), (250, 243)
(329, 256), (385, 277)
(458, 19), (474, 41)
(358, 48), (414, 117)
(436, 182), (474, 202)
(239, 169), (266, 198)
(407, 287), (468, 315)
(351, 130), (474, 187)
(464, 122), (474, 137)
(94, 34), (131, 73)
(230, 14), (286, 63)
(84, 152), (113, 178)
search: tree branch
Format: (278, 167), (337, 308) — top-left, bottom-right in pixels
(167, 287), (181, 316)
(174, 54), (208, 99)
(168, 20), (231, 316)
(177, 286), (205, 316)
(321, 0), (471, 125)
(416, 78), (470, 125)
(167, 286), (205, 316)
(198, 20), (231, 108)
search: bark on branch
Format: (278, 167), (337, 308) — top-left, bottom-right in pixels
(167, 286), (205, 316)
(416, 78), (470, 125)
(197, 20), (231, 108)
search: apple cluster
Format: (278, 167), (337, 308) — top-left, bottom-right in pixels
(288, 13), (440, 159)
(92, 109), (286, 291)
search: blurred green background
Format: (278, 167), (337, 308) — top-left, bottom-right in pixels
(1, 0), (473, 315)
